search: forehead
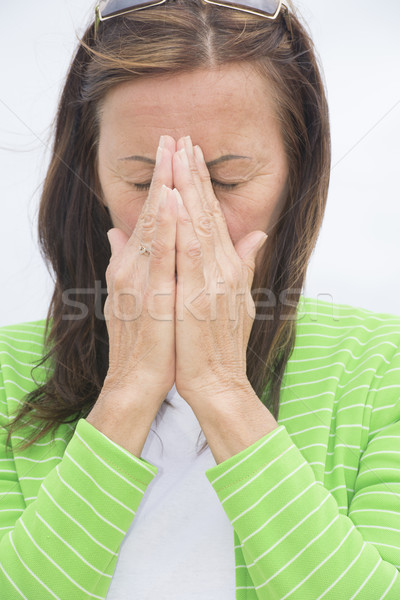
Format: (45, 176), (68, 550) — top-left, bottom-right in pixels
(100, 63), (276, 143)
(98, 62), (281, 152)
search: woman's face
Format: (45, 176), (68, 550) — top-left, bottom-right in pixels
(97, 62), (289, 262)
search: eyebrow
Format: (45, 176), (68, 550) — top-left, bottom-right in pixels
(117, 154), (251, 168)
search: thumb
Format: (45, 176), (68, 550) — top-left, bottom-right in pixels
(235, 231), (268, 263)
(235, 231), (268, 285)
(107, 228), (130, 257)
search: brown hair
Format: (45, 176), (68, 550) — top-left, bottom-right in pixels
(5, 0), (331, 452)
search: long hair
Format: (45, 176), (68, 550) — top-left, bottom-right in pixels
(5, 0), (331, 452)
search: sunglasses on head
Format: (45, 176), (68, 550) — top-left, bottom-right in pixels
(94, 0), (286, 40)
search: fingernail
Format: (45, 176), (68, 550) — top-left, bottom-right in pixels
(173, 188), (183, 206)
(106, 229), (114, 252)
(194, 145), (204, 163)
(178, 148), (189, 167)
(184, 135), (193, 155)
(159, 135), (165, 148)
(256, 234), (268, 252)
(160, 184), (169, 207)
(156, 144), (163, 167)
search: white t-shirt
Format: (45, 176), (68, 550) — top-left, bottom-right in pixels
(106, 384), (236, 599)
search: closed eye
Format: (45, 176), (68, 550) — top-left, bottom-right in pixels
(130, 180), (238, 191)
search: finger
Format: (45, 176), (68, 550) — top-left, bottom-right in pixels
(235, 232), (269, 289)
(178, 138), (233, 277)
(107, 228), (130, 260)
(192, 144), (236, 259)
(127, 135), (173, 251)
(174, 188), (206, 289)
(176, 136), (205, 204)
(173, 146), (216, 274)
(148, 187), (178, 292)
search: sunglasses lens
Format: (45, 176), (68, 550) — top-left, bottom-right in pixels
(205, 0), (280, 17)
(99, 0), (165, 19)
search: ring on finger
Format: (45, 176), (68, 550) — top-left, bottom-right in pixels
(139, 243), (151, 257)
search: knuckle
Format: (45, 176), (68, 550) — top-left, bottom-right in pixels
(186, 239), (202, 259)
(112, 268), (131, 290)
(221, 264), (238, 286)
(199, 169), (211, 184)
(197, 213), (213, 237)
(138, 211), (158, 233)
(178, 211), (192, 226)
(150, 237), (171, 260)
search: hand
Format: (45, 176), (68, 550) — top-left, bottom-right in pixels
(171, 135), (268, 403)
(102, 135), (177, 404)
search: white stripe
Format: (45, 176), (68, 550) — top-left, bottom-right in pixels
(361, 450), (400, 459)
(275, 525), (354, 599)
(0, 353), (47, 370)
(256, 515), (341, 591)
(289, 339), (397, 354)
(208, 425), (284, 485)
(299, 301), (400, 320)
(0, 556), (30, 599)
(379, 570), (399, 599)
(0, 333), (44, 347)
(354, 489), (400, 501)
(280, 392), (335, 407)
(0, 328), (45, 339)
(41, 484), (118, 557)
(348, 557), (382, 599)
(221, 443), (296, 505)
(349, 507), (400, 517)
(65, 444), (145, 496)
(289, 348), (392, 366)
(241, 478), (314, 545)
(329, 484), (354, 494)
(8, 530), (60, 599)
(336, 403), (373, 415)
(369, 541), (400, 552)
(280, 376), (340, 391)
(19, 519), (105, 599)
(12, 436), (69, 446)
(56, 465), (127, 534)
(356, 468), (400, 481)
(0, 340), (42, 357)
(372, 402), (400, 413)
(63, 450), (136, 514)
(232, 462), (307, 526)
(369, 424), (399, 437)
(356, 524), (400, 534)
(278, 407), (332, 424)
(316, 542), (367, 599)
(296, 325), (400, 336)
(36, 512), (112, 579)
(244, 495), (331, 568)
(290, 425), (330, 437)
(324, 464), (358, 475)
(2, 364), (45, 385)
(12, 455), (63, 463)
(75, 428), (156, 479)
(284, 352), (398, 385)
(3, 380), (32, 394)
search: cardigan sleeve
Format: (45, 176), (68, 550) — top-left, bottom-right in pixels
(0, 360), (158, 600)
(205, 346), (400, 599)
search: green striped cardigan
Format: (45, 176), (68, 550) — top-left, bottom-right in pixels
(1, 296), (400, 599)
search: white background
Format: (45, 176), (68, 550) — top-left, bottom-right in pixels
(0, 0), (399, 327)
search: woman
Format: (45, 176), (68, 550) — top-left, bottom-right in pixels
(1, 0), (400, 598)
